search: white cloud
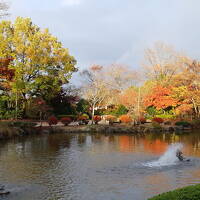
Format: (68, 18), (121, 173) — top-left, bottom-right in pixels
(62, 0), (82, 6)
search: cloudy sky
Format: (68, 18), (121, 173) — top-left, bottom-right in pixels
(7, 0), (200, 75)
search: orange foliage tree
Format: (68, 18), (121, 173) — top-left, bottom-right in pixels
(0, 57), (15, 90)
(119, 87), (138, 114)
(144, 85), (178, 110)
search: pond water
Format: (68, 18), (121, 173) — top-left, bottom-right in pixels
(1, 132), (200, 200)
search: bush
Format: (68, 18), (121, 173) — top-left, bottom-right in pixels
(148, 184), (200, 200)
(77, 114), (89, 125)
(175, 121), (191, 127)
(191, 119), (200, 127)
(152, 117), (164, 124)
(61, 117), (72, 126)
(48, 116), (58, 126)
(139, 117), (146, 124)
(155, 114), (175, 119)
(93, 115), (101, 124)
(105, 115), (116, 124)
(57, 115), (77, 121)
(78, 114), (89, 121)
(119, 115), (132, 123)
(151, 121), (161, 129)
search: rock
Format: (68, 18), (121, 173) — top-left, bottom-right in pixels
(0, 190), (10, 195)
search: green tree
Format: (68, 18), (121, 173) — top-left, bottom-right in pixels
(0, 17), (77, 117)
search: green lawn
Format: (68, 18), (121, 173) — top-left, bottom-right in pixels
(148, 184), (200, 200)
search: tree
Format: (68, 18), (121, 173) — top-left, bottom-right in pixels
(0, 17), (77, 117)
(144, 85), (178, 110)
(119, 87), (138, 115)
(173, 60), (200, 117)
(143, 42), (186, 85)
(81, 65), (108, 123)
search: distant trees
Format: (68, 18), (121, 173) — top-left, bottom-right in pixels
(143, 42), (186, 85)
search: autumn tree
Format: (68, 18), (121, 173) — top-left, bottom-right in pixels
(173, 60), (200, 118)
(143, 42), (186, 85)
(119, 87), (138, 115)
(144, 85), (179, 118)
(81, 65), (109, 123)
(0, 17), (77, 117)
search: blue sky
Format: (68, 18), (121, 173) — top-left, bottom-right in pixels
(7, 0), (200, 73)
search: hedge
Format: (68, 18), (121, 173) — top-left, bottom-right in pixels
(148, 184), (200, 200)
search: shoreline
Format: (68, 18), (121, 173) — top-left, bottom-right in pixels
(0, 123), (195, 141)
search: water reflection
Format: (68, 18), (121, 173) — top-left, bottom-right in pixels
(0, 132), (200, 200)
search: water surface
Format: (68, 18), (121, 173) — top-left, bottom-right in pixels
(0, 132), (200, 200)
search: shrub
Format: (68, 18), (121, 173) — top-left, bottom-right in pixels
(77, 114), (89, 125)
(105, 115), (116, 124)
(57, 115), (77, 121)
(152, 117), (164, 124)
(119, 115), (132, 123)
(151, 121), (161, 129)
(78, 114), (89, 121)
(139, 117), (146, 124)
(61, 117), (72, 126)
(148, 184), (200, 200)
(93, 115), (101, 124)
(48, 116), (58, 126)
(191, 119), (200, 127)
(175, 121), (191, 127)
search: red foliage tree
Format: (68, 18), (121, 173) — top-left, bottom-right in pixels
(0, 57), (15, 90)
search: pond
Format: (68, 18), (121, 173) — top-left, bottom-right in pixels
(0, 132), (200, 200)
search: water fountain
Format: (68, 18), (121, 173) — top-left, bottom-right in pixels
(145, 143), (184, 167)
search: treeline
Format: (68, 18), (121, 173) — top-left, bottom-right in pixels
(81, 42), (200, 122)
(1, 17), (200, 122)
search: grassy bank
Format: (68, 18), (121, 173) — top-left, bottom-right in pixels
(148, 184), (200, 200)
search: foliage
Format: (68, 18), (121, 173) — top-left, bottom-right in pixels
(139, 117), (146, 124)
(105, 115), (116, 123)
(151, 122), (162, 129)
(76, 99), (90, 114)
(57, 115), (77, 120)
(152, 117), (164, 124)
(191, 119), (200, 127)
(175, 121), (191, 127)
(93, 115), (101, 123)
(60, 117), (72, 126)
(0, 17), (77, 118)
(155, 114), (175, 119)
(119, 115), (132, 123)
(78, 114), (89, 121)
(48, 116), (58, 126)
(119, 87), (137, 113)
(103, 104), (128, 116)
(144, 85), (178, 110)
(148, 184), (200, 200)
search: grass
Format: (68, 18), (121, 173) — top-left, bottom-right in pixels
(148, 184), (200, 200)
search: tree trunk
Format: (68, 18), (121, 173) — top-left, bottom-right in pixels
(92, 104), (95, 125)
